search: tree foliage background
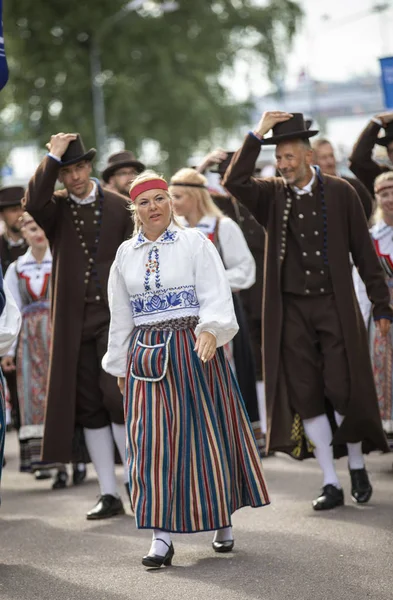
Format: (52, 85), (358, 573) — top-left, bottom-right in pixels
(1, 0), (302, 174)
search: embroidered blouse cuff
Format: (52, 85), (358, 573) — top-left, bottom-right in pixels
(374, 315), (393, 322)
(249, 130), (264, 143)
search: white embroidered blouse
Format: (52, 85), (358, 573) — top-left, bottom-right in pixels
(102, 223), (239, 377)
(180, 215), (256, 291)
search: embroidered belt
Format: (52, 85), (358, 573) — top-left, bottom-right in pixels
(138, 316), (199, 331)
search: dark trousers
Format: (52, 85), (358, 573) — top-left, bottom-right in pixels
(75, 303), (124, 429)
(281, 293), (350, 419)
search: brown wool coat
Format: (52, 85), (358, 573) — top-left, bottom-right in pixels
(349, 120), (392, 195)
(24, 157), (133, 462)
(223, 134), (392, 456)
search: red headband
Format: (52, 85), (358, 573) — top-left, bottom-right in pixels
(129, 179), (168, 202)
(375, 183), (393, 194)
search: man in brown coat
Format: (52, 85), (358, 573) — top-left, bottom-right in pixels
(349, 112), (393, 195)
(24, 133), (133, 519)
(102, 150), (145, 197)
(223, 111), (393, 511)
(312, 138), (374, 220)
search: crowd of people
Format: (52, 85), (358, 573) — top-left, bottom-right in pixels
(0, 108), (392, 567)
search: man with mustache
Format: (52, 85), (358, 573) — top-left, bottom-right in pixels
(223, 111), (392, 511)
(102, 151), (145, 197)
(24, 132), (132, 519)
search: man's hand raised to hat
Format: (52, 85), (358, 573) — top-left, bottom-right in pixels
(45, 133), (78, 158)
(375, 112), (393, 126)
(255, 111), (293, 138)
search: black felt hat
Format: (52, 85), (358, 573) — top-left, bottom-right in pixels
(59, 134), (96, 166)
(376, 121), (393, 147)
(0, 186), (25, 210)
(260, 113), (319, 146)
(102, 150), (145, 182)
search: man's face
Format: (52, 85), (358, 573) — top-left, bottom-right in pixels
(1, 205), (24, 234)
(58, 161), (92, 198)
(275, 140), (313, 186)
(109, 166), (140, 196)
(387, 141), (393, 165)
(313, 142), (336, 176)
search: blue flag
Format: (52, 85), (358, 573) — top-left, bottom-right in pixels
(379, 56), (393, 109)
(0, 0), (8, 91)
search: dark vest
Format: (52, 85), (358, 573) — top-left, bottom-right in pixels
(282, 180), (332, 295)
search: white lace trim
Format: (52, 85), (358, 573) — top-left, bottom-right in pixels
(133, 307), (199, 327)
(19, 424), (44, 440)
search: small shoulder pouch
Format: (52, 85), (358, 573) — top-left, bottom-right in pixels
(130, 330), (172, 382)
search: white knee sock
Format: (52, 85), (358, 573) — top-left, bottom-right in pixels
(334, 412), (365, 470)
(149, 529), (172, 557)
(303, 414), (341, 488)
(84, 426), (118, 497)
(256, 381), (267, 434)
(213, 526), (233, 543)
(111, 422), (128, 483)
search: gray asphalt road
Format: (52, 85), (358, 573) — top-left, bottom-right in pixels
(1, 431), (392, 600)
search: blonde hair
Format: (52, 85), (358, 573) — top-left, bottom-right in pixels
(170, 168), (223, 218)
(129, 169), (182, 235)
(373, 171), (393, 224)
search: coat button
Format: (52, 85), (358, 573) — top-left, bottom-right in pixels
(305, 289), (310, 294)
(320, 288), (325, 292)
(95, 295), (101, 301)
(320, 270), (324, 274)
(300, 233), (305, 238)
(298, 214), (304, 219)
(302, 252), (307, 256)
(306, 270), (311, 275)
(312, 211), (317, 216)
(314, 231), (319, 235)
(315, 251), (321, 256)
(84, 279), (88, 284)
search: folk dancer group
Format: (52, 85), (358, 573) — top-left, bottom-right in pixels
(1, 108), (393, 568)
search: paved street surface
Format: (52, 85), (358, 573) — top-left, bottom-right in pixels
(1, 431), (392, 600)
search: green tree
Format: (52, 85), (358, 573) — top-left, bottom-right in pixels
(2, 0), (302, 174)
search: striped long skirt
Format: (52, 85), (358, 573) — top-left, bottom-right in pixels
(125, 326), (270, 533)
(17, 301), (51, 472)
(0, 370), (5, 499)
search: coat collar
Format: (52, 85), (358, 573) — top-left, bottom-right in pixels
(132, 222), (180, 249)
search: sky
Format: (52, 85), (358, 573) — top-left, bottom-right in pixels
(286, 0), (393, 86)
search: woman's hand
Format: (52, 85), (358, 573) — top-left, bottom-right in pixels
(195, 331), (217, 362)
(117, 377), (125, 395)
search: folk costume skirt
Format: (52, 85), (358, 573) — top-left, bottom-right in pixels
(124, 321), (270, 534)
(16, 301), (53, 472)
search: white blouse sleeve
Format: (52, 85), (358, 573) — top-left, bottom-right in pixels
(102, 253), (135, 378)
(218, 218), (256, 291)
(193, 232), (239, 347)
(4, 262), (23, 357)
(352, 264), (372, 327)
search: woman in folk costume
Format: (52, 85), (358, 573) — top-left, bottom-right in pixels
(354, 171), (393, 449)
(169, 168), (265, 451)
(103, 171), (270, 568)
(4, 214), (71, 486)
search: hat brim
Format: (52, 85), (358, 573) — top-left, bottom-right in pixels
(60, 149), (96, 167)
(102, 159), (146, 182)
(260, 130), (319, 146)
(0, 198), (23, 210)
(375, 136), (393, 147)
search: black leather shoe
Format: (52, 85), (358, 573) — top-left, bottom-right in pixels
(35, 470), (52, 481)
(86, 495), (125, 520)
(212, 540), (235, 553)
(72, 464), (87, 486)
(52, 470), (69, 490)
(312, 484), (344, 511)
(142, 540), (174, 568)
(350, 468), (373, 504)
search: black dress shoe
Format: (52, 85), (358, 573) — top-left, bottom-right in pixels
(212, 539), (235, 553)
(72, 464), (87, 485)
(312, 484), (344, 511)
(52, 470), (69, 490)
(35, 470), (52, 481)
(86, 495), (125, 520)
(142, 540), (174, 568)
(350, 468), (373, 504)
